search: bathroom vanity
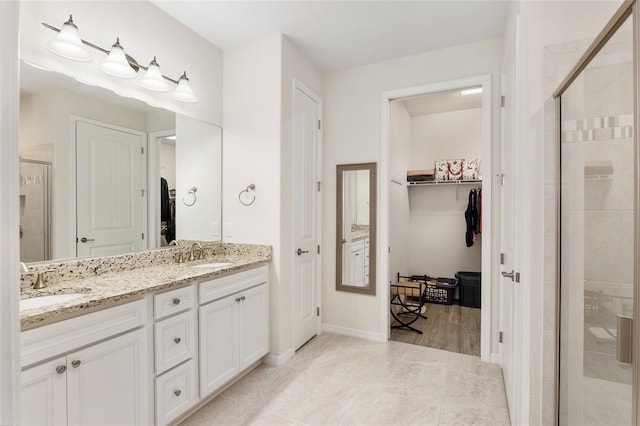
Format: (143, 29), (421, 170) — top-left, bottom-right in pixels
(19, 243), (271, 426)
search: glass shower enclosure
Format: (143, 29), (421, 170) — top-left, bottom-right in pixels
(19, 159), (51, 263)
(555, 3), (637, 425)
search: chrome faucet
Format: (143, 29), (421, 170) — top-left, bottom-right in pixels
(20, 263), (56, 289)
(169, 240), (179, 246)
(188, 242), (203, 261)
(20, 262), (29, 274)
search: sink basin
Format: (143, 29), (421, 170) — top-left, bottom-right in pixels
(191, 262), (234, 269)
(20, 293), (85, 311)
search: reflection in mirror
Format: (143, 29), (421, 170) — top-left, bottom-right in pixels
(19, 61), (222, 264)
(336, 162), (376, 295)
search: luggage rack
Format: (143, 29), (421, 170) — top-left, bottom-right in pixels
(390, 273), (429, 334)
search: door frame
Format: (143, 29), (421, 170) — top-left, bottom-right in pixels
(380, 74), (493, 362)
(148, 128), (176, 249)
(290, 78), (323, 349)
(70, 116), (148, 256)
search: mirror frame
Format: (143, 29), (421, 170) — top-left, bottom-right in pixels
(335, 162), (377, 295)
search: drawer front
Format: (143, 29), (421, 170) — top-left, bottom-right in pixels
(21, 299), (146, 368)
(155, 310), (196, 374)
(154, 285), (196, 320)
(155, 360), (197, 426)
(199, 266), (268, 305)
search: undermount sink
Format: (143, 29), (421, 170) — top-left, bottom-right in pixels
(191, 262), (234, 269)
(20, 293), (85, 311)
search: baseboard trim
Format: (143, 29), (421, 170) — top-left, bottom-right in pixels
(263, 348), (294, 366)
(322, 323), (386, 343)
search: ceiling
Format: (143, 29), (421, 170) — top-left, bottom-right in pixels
(400, 87), (482, 116)
(151, 1), (510, 72)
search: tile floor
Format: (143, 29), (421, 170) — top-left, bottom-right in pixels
(179, 333), (511, 426)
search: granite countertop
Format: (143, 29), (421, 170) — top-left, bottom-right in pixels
(20, 253), (270, 330)
(351, 230), (370, 242)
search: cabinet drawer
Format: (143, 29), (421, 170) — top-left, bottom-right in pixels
(154, 285), (196, 320)
(155, 360), (197, 426)
(199, 266), (268, 305)
(21, 299), (146, 368)
(155, 310), (196, 374)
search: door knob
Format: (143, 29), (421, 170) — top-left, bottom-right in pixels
(79, 237), (95, 243)
(297, 248), (309, 256)
(501, 270), (520, 283)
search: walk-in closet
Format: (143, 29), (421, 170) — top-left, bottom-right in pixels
(389, 86), (484, 356)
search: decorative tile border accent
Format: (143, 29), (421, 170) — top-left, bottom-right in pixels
(563, 114), (633, 142)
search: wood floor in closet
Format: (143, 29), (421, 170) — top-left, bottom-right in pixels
(390, 303), (481, 357)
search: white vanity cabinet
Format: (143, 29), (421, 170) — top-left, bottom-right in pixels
(153, 285), (198, 426)
(350, 239), (366, 286)
(20, 300), (149, 426)
(198, 266), (269, 398)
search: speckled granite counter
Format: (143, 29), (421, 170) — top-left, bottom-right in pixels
(20, 243), (271, 330)
(351, 230), (370, 242)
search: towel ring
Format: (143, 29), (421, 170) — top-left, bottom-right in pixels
(239, 184), (256, 206)
(182, 186), (198, 206)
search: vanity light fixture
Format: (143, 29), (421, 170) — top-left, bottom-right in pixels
(99, 38), (136, 78)
(43, 15), (198, 103)
(46, 15), (92, 62)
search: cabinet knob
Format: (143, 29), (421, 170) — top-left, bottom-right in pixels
(235, 295), (246, 302)
(174, 389), (182, 397)
(71, 360), (81, 368)
(173, 298), (181, 305)
(56, 365), (67, 374)
(174, 337), (182, 344)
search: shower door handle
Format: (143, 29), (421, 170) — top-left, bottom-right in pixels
(617, 315), (633, 364)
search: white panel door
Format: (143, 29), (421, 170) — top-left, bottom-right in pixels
(21, 357), (67, 426)
(66, 328), (148, 426)
(499, 14), (523, 424)
(293, 85), (322, 350)
(76, 121), (145, 257)
(199, 295), (238, 397)
(238, 284), (269, 369)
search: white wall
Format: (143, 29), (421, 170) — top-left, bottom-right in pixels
(19, 1), (223, 126)
(322, 38), (503, 344)
(406, 108), (482, 279)
(223, 33), (323, 358)
(175, 114), (222, 241)
(0, 2), (21, 423)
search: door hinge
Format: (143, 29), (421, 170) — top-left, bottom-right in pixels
(499, 331), (504, 343)
(500, 253), (505, 265)
(317, 307), (320, 317)
(317, 181), (321, 192)
(142, 232), (145, 240)
(141, 189), (145, 197)
(141, 147), (144, 154)
(317, 245), (320, 254)
(515, 272), (520, 283)
(501, 96), (505, 107)
(318, 120), (321, 130)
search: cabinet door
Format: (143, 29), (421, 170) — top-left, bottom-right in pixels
(351, 249), (365, 285)
(238, 284), (269, 369)
(66, 328), (149, 426)
(199, 295), (238, 398)
(21, 357), (67, 426)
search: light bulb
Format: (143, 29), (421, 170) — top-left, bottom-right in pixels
(46, 15), (92, 62)
(99, 38), (136, 78)
(173, 72), (198, 103)
(138, 57), (169, 92)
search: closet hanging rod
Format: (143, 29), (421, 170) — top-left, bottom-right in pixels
(406, 179), (482, 187)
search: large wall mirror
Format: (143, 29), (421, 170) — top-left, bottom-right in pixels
(19, 61), (222, 264)
(336, 162), (377, 295)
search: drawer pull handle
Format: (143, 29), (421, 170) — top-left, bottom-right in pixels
(71, 360), (81, 368)
(174, 389), (182, 397)
(172, 298), (181, 305)
(56, 365), (67, 374)
(235, 296), (246, 302)
(174, 337), (182, 344)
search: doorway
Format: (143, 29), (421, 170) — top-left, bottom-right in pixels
(381, 75), (493, 362)
(555, 5), (636, 424)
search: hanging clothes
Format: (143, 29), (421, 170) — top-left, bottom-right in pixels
(477, 188), (482, 234)
(465, 189), (478, 247)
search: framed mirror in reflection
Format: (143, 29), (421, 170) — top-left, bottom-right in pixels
(19, 61), (222, 264)
(336, 162), (376, 295)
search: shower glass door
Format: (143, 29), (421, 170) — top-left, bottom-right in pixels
(558, 14), (634, 426)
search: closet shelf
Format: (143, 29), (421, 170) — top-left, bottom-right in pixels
(407, 179), (482, 187)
